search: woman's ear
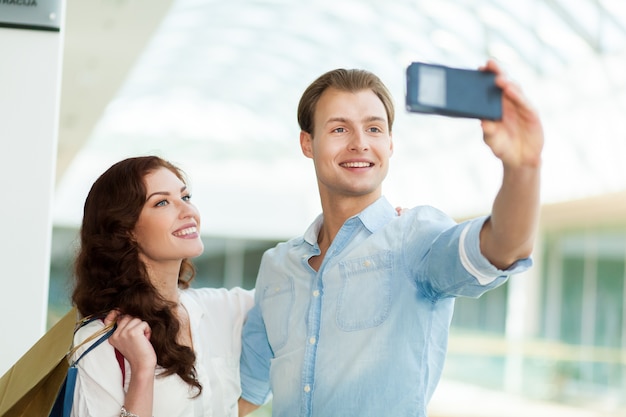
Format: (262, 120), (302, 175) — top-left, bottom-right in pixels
(127, 229), (137, 244)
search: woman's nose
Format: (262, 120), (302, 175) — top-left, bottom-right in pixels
(179, 201), (198, 220)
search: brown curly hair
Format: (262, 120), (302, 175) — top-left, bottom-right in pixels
(72, 155), (201, 395)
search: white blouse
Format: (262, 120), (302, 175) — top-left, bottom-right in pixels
(70, 287), (254, 417)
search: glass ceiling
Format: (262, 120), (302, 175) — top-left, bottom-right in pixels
(54, 0), (626, 239)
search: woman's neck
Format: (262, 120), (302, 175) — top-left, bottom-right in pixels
(144, 261), (182, 304)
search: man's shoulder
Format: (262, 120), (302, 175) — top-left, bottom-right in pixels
(406, 204), (450, 218)
(390, 204), (456, 228)
(264, 234), (306, 255)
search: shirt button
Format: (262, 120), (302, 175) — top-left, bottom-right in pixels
(304, 385), (311, 393)
(309, 337), (316, 344)
(312, 290), (320, 297)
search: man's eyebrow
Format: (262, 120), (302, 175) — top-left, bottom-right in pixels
(325, 117), (348, 125)
(325, 116), (386, 125)
(364, 116), (387, 123)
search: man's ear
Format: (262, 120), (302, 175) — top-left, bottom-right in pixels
(389, 133), (394, 156)
(300, 131), (314, 159)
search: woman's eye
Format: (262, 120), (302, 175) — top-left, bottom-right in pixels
(155, 200), (168, 207)
(182, 194), (191, 202)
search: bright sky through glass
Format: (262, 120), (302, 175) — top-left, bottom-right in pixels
(54, 0), (626, 239)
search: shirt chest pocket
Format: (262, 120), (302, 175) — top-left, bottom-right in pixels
(260, 275), (294, 350)
(336, 251), (392, 331)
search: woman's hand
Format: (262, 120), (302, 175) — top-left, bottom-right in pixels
(104, 310), (156, 417)
(395, 206), (408, 216)
(104, 310), (157, 372)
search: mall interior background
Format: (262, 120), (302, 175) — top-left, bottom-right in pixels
(5, 0), (626, 416)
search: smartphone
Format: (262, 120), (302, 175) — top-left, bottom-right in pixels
(405, 62), (502, 120)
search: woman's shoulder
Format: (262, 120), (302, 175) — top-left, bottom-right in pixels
(182, 287), (254, 314)
(182, 286), (253, 300)
(71, 318), (113, 362)
(73, 318), (105, 343)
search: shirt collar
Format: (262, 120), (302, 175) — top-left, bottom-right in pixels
(303, 214), (324, 246)
(358, 196), (396, 232)
(303, 196), (396, 246)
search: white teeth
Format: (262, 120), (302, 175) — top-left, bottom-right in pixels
(174, 226), (197, 236)
(342, 162), (372, 168)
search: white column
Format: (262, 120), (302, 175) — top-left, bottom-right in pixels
(0, 13), (65, 374)
(224, 239), (246, 289)
(504, 236), (543, 394)
(622, 242), (626, 395)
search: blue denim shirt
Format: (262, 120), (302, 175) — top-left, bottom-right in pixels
(240, 197), (531, 417)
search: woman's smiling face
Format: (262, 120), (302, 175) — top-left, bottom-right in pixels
(132, 167), (204, 269)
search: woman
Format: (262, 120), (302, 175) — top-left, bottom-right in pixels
(70, 156), (254, 417)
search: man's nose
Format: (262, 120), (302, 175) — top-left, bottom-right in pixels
(349, 130), (369, 151)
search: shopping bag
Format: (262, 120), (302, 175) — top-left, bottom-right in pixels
(0, 308), (77, 417)
(48, 322), (114, 417)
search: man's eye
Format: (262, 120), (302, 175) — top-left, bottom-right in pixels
(368, 127), (382, 133)
(333, 127), (346, 133)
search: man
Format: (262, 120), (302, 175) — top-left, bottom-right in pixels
(238, 60), (543, 417)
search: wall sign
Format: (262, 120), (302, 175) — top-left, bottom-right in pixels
(0, 0), (63, 32)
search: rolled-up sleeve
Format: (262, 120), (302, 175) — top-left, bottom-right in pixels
(459, 216), (533, 285)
